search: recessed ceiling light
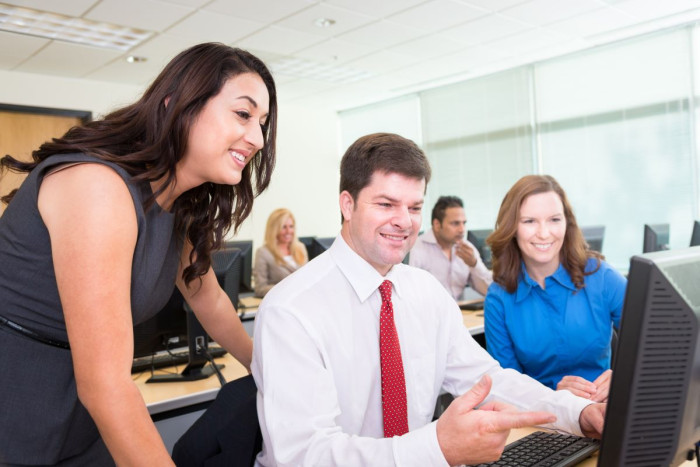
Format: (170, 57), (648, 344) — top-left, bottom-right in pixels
(314, 18), (336, 28)
(126, 55), (147, 63)
(0, 3), (152, 51)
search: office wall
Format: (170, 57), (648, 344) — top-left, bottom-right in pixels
(0, 69), (342, 253)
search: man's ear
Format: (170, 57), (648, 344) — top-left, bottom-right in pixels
(432, 218), (441, 231)
(339, 191), (355, 222)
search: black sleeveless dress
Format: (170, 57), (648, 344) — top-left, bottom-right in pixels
(0, 153), (181, 465)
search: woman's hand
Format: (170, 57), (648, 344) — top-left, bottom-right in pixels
(556, 369), (612, 402)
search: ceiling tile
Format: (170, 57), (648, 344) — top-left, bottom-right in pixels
(388, 0), (488, 32)
(160, 0), (210, 7)
(84, 56), (159, 85)
(0, 0), (97, 17)
(345, 50), (416, 74)
(486, 27), (568, 55)
(613, 0), (700, 21)
(322, 0), (426, 19)
(85, 0), (193, 32)
(275, 3), (375, 37)
(502, 0), (604, 26)
(547, 6), (637, 37)
(164, 10), (264, 44)
(295, 38), (375, 64)
(460, 0), (532, 13)
(124, 33), (197, 69)
(337, 20), (425, 48)
(204, 0), (314, 23)
(387, 34), (466, 59)
(236, 25), (324, 55)
(0, 31), (48, 68)
(15, 40), (122, 77)
(440, 13), (532, 45)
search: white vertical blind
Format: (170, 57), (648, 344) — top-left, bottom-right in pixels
(420, 67), (533, 232)
(338, 94), (422, 156)
(536, 29), (694, 268)
(338, 24), (700, 269)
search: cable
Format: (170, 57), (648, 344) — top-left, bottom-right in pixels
(203, 348), (227, 387)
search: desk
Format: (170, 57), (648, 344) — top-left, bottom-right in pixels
(462, 309), (484, 336)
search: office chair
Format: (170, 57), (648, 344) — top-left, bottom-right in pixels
(172, 374), (262, 467)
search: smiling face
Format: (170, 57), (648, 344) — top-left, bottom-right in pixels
(516, 191), (567, 280)
(340, 171), (425, 276)
(176, 72), (269, 193)
(276, 216), (295, 247)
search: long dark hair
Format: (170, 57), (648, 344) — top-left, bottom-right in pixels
(0, 43), (277, 287)
(487, 175), (602, 293)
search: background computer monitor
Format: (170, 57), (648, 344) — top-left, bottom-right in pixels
(223, 240), (253, 294)
(466, 229), (493, 269)
(598, 247), (700, 466)
(643, 223), (670, 253)
(132, 247), (243, 383)
(690, 221), (700, 247)
(307, 236), (335, 261)
(580, 225), (605, 253)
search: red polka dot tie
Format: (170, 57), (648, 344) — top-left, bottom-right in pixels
(378, 279), (408, 438)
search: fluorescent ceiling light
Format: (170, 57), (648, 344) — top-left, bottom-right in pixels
(0, 3), (152, 51)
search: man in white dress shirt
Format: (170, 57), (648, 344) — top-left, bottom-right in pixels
(252, 133), (605, 466)
(409, 196), (493, 299)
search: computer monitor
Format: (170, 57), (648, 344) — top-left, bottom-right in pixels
(580, 225), (605, 254)
(224, 240), (253, 293)
(308, 236), (335, 261)
(132, 248), (243, 383)
(690, 221), (700, 247)
(598, 246), (700, 466)
(466, 229), (493, 269)
(643, 223), (670, 253)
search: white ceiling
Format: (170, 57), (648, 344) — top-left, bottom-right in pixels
(2, 0), (700, 110)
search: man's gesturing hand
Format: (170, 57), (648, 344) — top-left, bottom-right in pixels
(436, 375), (557, 466)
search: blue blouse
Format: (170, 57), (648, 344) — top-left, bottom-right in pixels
(484, 258), (627, 390)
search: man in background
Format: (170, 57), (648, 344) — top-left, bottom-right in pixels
(410, 195), (492, 299)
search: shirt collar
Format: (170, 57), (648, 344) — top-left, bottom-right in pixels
(515, 262), (575, 302)
(329, 234), (406, 303)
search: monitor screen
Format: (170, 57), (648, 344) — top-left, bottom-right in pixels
(308, 236), (335, 261)
(690, 221), (700, 247)
(598, 246), (700, 466)
(131, 248), (243, 382)
(580, 225), (605, 254)
(643, 223), (670, 253)
(224, 240), (253, 293)
(466, 229), (493, 269)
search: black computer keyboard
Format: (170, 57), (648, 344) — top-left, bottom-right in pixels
(468, 430), (600, 467)
(131, 346), (228, 374)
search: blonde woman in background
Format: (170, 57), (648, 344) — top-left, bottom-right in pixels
(253, 208), (308, 297)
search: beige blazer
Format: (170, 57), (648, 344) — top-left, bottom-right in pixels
(253, 245), (304, 298)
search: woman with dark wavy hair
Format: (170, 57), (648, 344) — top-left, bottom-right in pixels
(0, 43), (276, 465)
(484, 175), (626, 403)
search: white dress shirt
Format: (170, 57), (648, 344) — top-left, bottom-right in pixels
(409, 230), (493, 300)
(252, 235), (591, 467)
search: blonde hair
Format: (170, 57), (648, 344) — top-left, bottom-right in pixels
(264, 208), (308, 266)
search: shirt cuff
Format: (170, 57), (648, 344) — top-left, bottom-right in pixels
(393, 421), (449, 467)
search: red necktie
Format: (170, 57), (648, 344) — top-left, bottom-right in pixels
(378, 279), (409, 438)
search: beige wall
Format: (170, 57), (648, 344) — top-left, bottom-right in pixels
(0, 69), (342, 252)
